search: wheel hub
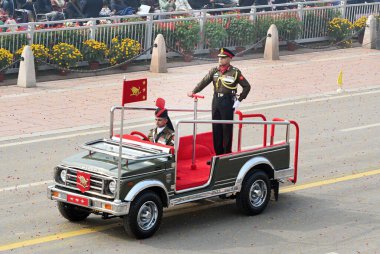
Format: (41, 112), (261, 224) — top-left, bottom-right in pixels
(137, 201), (158, 231)
(249, 180), (267, 208)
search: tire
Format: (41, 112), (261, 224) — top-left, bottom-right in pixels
(57, 201), (91, 221)
(123, 191), (163, 239)
(236, 171), (271, 216)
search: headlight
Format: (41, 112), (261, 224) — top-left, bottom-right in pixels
(108, 180), (116, 194)
(60, 169), (67, 183)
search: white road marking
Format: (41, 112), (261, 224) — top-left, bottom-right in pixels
(340, 123), (380, 132)
(0, 180), (53, 193)
(1, 87), (380, 148)
(0, 122), (161, 149)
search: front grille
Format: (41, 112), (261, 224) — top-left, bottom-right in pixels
(58, 166), (115, 199)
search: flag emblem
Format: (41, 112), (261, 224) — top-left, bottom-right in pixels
(122, 79), (147, 105)
(76, 171), (91, 193)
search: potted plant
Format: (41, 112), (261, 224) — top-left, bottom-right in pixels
(154, 21), (176, 49)
(302, 9), (340, 37)
(15, 44), (50, 72)
(327, 17), (354, 47)
(50, 42), (83, 75)
(255, 16), (275, 47)
(0, 48), (13, 81)
(204, 19), (228, 57)
(353, 16), (367, 44)
(226, 16), (255, 52)
(173, 20), (200, 61)
(108, 37), (141, 70)
(276, 17), (302, 51)
(82, 39), (108, 70)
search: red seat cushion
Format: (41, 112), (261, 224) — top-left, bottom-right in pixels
(176, 132), (215, 191)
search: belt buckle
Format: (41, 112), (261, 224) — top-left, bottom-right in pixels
(219, 93), (223, 97)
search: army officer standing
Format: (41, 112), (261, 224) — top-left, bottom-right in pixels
(187, 48), (251, 155)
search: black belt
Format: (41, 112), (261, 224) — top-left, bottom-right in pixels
(214, 93), (235, 97)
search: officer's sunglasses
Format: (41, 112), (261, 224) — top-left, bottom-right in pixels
(155, 118), (165, 122)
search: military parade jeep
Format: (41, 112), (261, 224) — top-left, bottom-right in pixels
(47, 97), (299, 239)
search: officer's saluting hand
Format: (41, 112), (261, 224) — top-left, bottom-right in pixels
(187, 48), (251, 155)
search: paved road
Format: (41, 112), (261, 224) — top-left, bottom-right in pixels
(1, 47), (380, 140)
(0, 88), (379, 253)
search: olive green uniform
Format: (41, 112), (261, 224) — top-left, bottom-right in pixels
(192, 65), (251, 155)
(148, 126), (175, 146)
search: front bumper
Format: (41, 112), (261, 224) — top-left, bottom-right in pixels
(47, 185), (130, 216)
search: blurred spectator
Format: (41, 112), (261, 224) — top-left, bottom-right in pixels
(64, 0), (83, 18)
(347, 0), (373, 3)
(99, 2), (112, 16)
(187, 0), (209, 9)
(80, 0), (103, 18)
(110, 0), (126, 13)
(16, 0), (33, 11)
(1, 0), (15, 17)
(110, 0), (137, 15)
(255, 0), (270, 11)
(51, 0), (66, 11)
(34, 0), (53, 14)
(141, 0), (159, 12)
(159, 0), (175, 11)
(123, 0), (141, 12)
(238, 0), (254, 13)
(271, 0), (288, 10)
(176, 0), (191, 11)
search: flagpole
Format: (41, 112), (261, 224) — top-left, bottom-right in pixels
(115, 103), (124, 203)
(115, 76), (128, 203)
(337, 69), (344, 93)
(115, 77), (147, 203)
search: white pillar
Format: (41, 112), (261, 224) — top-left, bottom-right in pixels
(150, 34), (168, 73)
(362, 15), (377, 49)
(17, 46), (36, 88)
(264, 24), (280, 60)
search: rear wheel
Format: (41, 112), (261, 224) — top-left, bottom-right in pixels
(236, 171), (271, 215)
(58, 201), (91, 221)
(123, 191), (163, 239)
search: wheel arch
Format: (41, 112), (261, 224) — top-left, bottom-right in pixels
(235, 156), (274, 192)
(124, 180), (169, 207)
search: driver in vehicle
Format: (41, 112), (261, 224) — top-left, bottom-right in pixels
(147, 108), (175, 146)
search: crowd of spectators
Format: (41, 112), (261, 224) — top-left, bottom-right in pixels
(0, 0), (378, 24)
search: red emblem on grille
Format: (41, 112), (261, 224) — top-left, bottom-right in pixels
(76, 171), (91, 193)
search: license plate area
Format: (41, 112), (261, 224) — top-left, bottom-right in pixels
(67, 194), (89, 207)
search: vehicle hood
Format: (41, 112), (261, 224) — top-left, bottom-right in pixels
(61, 151), (167, 178)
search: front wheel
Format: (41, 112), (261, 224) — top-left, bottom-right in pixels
(236, 171), (271, 216)
(57, 201), (91, 221)
(123, 191), (163, 239)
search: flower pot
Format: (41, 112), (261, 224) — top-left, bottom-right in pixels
(183, 52), (193, 62)
(358, 30), (364, 44)
(119, 63), (128, 71)
(0, 72), (4, 82)
(286, 41), (297, 51)
(59, 69), (69, 76)
(89, 61), (100, 70)
(209, 48), (219, 58)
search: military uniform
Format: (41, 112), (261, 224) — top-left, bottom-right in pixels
(148, 126), (175, 146)
(191, 48), (251, 155)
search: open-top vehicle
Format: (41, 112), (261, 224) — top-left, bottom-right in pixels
(47, 81), (299, 239)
